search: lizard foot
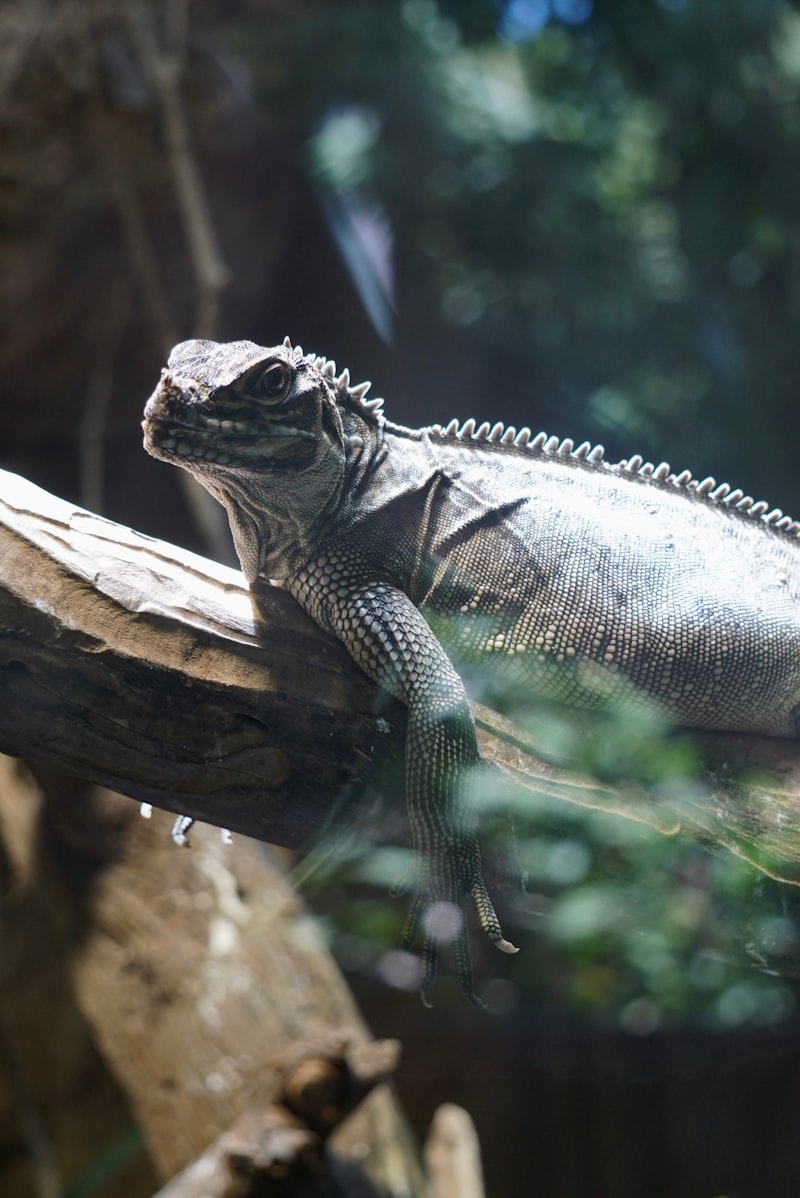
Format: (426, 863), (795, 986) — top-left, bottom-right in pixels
(397, 841), (517, 1004)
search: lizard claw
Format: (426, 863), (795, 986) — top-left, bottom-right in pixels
(470, 877), (519, 954)
(494, 936), (520, 954)
(397, 844), (516, 1001)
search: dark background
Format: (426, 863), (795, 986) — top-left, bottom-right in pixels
(4, 1), (800, 1193)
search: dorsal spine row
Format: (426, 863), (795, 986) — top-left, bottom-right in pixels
(428, 417), (800, 539)
(287, 338), (385, 416)
(283, 341), (800, 542)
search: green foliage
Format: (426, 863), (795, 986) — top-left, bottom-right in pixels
(304, 712), (800, 1024)
(238, 0), (800, 505)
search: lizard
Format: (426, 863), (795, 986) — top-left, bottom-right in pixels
(142, 335), (800, 1002)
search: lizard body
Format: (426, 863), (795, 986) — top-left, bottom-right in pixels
(143, 337), (800, 999)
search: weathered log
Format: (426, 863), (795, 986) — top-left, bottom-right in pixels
(0, 760), (429, 1196)
(0, 466), (380, 849)
(71, 811), (428, 1191)
(148, 1037), (406, 1197)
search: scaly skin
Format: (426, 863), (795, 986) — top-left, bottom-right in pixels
(143, 336), (800, 1000)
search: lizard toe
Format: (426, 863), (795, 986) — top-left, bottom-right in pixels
(468, 872), (518, 954)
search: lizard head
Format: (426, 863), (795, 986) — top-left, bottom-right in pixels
(142, 337), (370, 580)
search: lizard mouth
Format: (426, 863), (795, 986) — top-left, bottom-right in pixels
(143, 384), (314, 470)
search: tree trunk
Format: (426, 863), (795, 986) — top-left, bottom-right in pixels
(0, 760), (430, 1197)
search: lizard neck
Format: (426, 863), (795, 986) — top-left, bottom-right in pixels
(215, 409), (443, 584)
(333, 413), (444, 533)
(207, 444), (347, 583)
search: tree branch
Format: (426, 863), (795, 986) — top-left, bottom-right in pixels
(0, 467), (379, 850)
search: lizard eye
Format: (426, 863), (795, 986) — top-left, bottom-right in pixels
(256, 362), (293, 403)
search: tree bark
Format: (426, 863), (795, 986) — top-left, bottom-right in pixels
(0, 758), (431, 1197)
(0, 466), (381, 849)
(70, 809), (426, 1192)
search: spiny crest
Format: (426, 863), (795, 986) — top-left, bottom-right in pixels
(282, 335), (385, 419)
(430, 417), (800, 540)
(279, 339), (799, 541)
(433, 419), (606, 462)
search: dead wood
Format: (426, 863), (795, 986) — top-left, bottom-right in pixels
(423, 1104), (486, 1198)
(0, 761), (428, 1196)
(0, 466), (380, 852)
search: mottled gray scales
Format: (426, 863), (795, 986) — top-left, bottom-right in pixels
(143, 336), (800, 1000)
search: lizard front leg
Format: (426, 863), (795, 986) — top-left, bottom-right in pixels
(291, 572), (517, 1002)
(401, 684), (518, 1002)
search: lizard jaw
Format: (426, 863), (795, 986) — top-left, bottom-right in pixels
(142, 375), (314, 473)
(143, 414), (313, 469)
